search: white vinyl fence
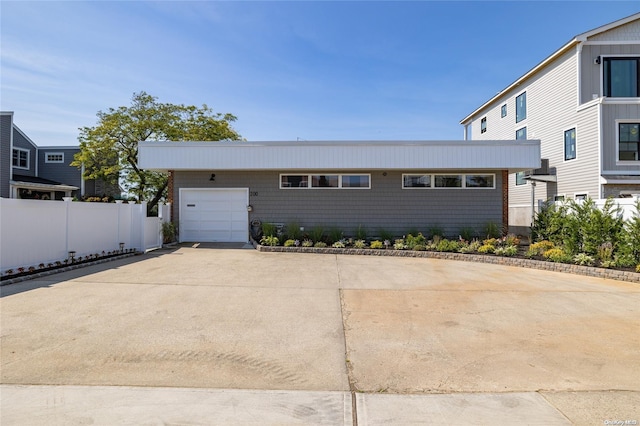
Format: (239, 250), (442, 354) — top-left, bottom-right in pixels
(0, 198), (170, 273)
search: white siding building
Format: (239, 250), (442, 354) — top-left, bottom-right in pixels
(460, 12), (640, 233)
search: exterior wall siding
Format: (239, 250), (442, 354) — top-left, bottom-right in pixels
(173, 170), (505, 238)
(11, 128), (37, 177)
(469, 49), (580, 218)
(601, 103), (640, 173)
(38, 148), (82, 190)
(580, 44), (640, 103)
(1, 114), (12, 198)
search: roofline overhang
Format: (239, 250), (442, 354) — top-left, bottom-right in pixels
(10, 180), (79, 191)
(139, 140), (541, 174)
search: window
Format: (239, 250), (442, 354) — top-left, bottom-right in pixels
(516, 92), (527, 123)
(280, 174), (370, 189)
(574, 193), (588, 201)
(311, 175), (339, 188)
(402, 174), (495, 189)
(618, 122), (640, 161)
(12, 148), (29, 169)
(554, 195), (565, 202)
(604, 57), (640, 97)
(564, 128), (576, 161)
(501, 104), (507, 118)
(480, 117), (487, 133)
(435, 175), (462, 188)
(465, 174), (494, 188)
(515, 127), (527, 140)
(403, 175), (431, 188)
(341, 174), (370, 188)
(46, 152), (64, 163)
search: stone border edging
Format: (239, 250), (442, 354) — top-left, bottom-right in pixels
(0, 253), (140, 286)
(254, 243), (640, 284)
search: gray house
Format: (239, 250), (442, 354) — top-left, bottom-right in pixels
(138, 140), (540, 243)
(1, 111), (114, 200)
(460, 12), (640, 233)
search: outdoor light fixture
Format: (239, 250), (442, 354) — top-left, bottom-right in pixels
(209, 173), (216, 181)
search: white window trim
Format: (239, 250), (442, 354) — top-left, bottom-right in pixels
(12, 148), (30, 169)
(616, 119), (640, 164)
(563, 126), (578, 162)
(574, 192), (589, 200)
(45, 152), (65, 163)
(279, 173), (371, 189)
(402, 173), (496, 190)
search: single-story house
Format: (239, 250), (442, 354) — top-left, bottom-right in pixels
(138, 140), (541, 242)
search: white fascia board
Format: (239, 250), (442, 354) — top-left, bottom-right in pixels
(139, 140), (541, 173)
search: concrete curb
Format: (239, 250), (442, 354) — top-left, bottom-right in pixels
(254, 242), (640, 284)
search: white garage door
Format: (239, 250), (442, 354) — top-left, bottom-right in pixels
(179, 188), (249, 242)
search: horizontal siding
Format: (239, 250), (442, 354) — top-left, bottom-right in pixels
(1, 115), (12, 197)
(580, 44), (640, 104)
(11, 128), (36, 177)
(471, 49), (581, 207)
(602, 103), (640, 172)
(173, 170), (505, 238)
(38, 148), (82, 188)
(563, 105), (601, 199)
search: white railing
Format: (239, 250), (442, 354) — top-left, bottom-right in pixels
(0, 198), (170, 273)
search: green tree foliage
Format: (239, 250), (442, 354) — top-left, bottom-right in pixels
(72, 91), (242, 213)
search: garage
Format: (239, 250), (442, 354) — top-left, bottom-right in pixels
(179, 188), (249, 242)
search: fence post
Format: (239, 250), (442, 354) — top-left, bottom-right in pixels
(63, 197), (73, 254)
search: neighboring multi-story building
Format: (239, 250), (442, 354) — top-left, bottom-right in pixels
(1, 111), (117, 200)
(460, 12), (640, 234)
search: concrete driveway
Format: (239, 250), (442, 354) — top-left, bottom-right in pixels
(1, 245), (639, 424)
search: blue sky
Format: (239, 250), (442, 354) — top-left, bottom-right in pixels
(1, 1), (638, 146)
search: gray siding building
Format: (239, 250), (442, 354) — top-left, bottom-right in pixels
(0, 111), (114, 200)
(139, 140), (540, 242)
(460, 12), (640, 234)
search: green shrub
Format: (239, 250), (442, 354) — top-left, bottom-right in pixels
(543, 248), (572, 263)
(636, 264), (640, 273)
(309, 226), (325, 243)
(597, 242), (614, 263)
(412, 244), (426, 251)
(353, 239), (367, 249)
(284, 222), (302, 240)
(505, 234), (521, 246)
(262, 222), (277, 237)
(332, 240), (346, 248)
(161, 221), (178, 244)
(573, 253), (595, 266)
(620, 200), (640, 264)
(370, 240), (384, 249)
(260, 235), (279, 246)
(394, 239), (407, 250)
(483, 238), (499, 247)
(327, 227), (343, 244)
(405, 233), (426, 249)
(436, 239), (460, 252)
(478, 244), (495, 254)
(527, 240), (555, 257)
(284, 239), (296, 247)
(302, 239), (314, 247)
(377, 229), (394, 242)
(314, 241), (327, 248)
(428, 225), (444, 239)
(459, 227), (475, 242)
(494, 245), (518, 257)
(484, 222), (502, 238)
(354, 225), (368, 240)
